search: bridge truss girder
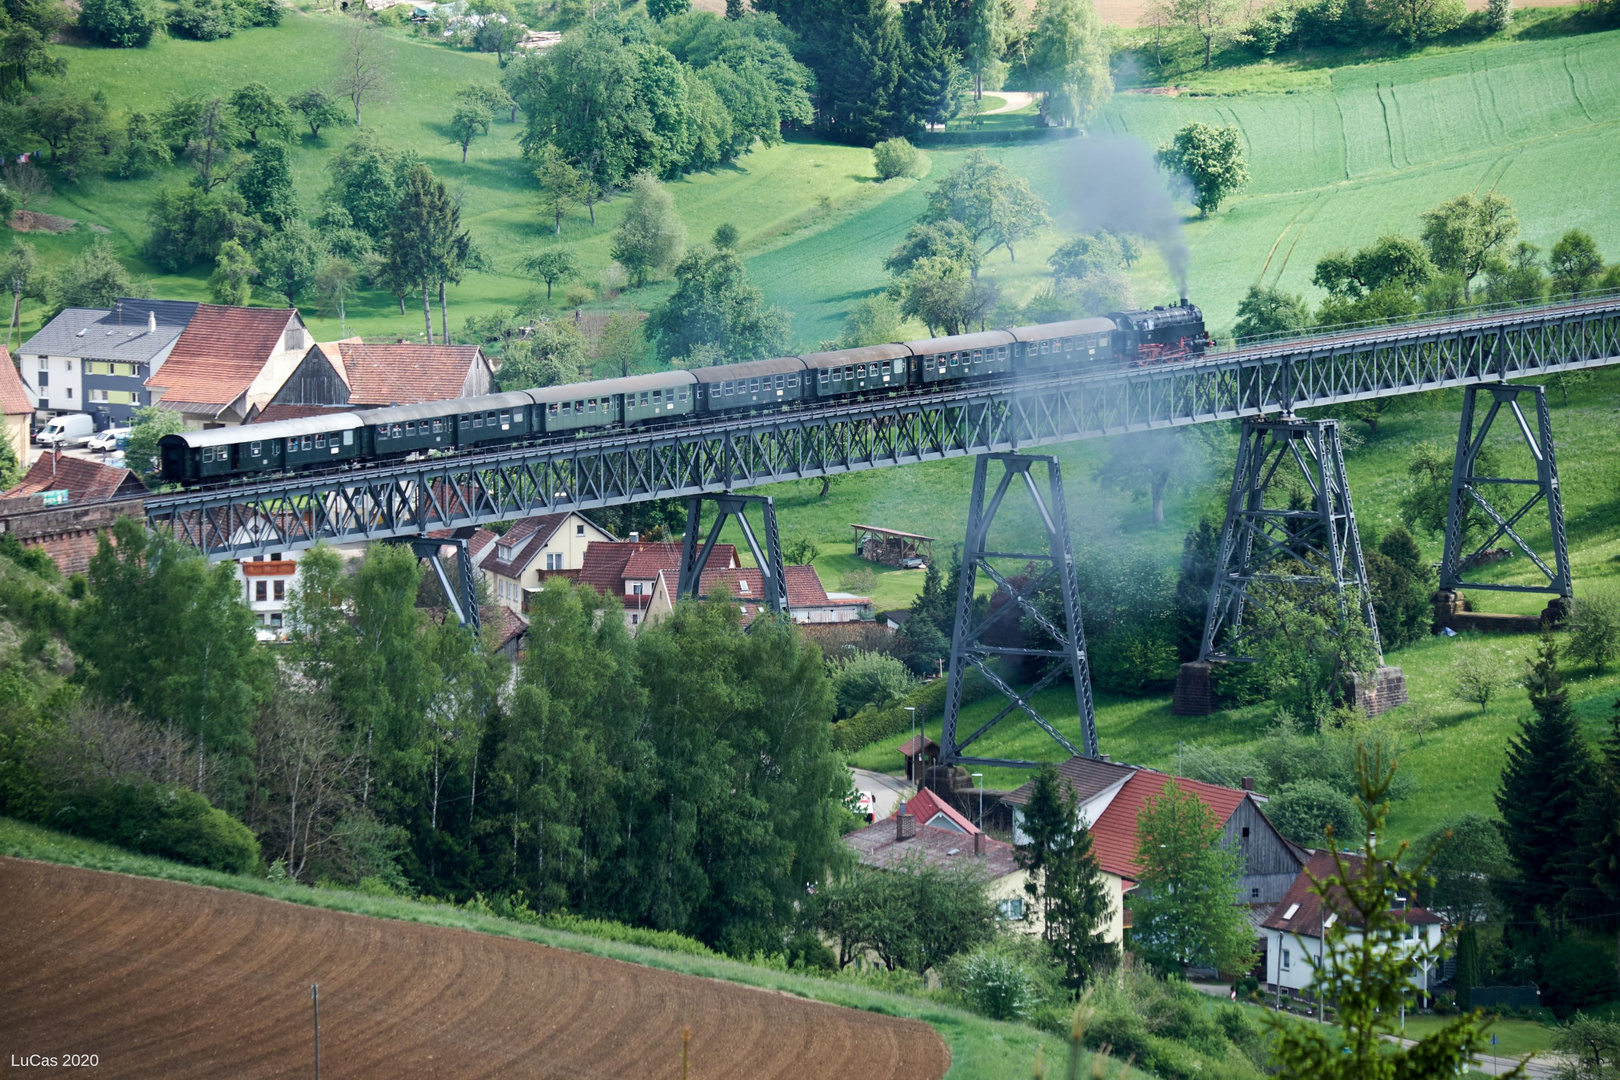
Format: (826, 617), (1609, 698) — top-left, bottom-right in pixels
(1439, 383), (1571, 597)
(146, 300), (1620, 560)
(939, 453), (1098, 768)
(678, 492), (787, 615)
(1199, 418), (1379, 665)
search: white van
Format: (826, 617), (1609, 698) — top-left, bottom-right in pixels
(35, 413), (96, 447)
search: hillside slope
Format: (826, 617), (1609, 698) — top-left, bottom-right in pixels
(0, 856), (949, 1079)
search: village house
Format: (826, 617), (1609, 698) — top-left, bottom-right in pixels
(843, 792), (1042, 935)
(0, 454), (148, 574)
(2, 349), (30, 464)
(577, 540), (739, 630)
(1002, 757), (1303, 947)
(1260, 850), (1444, 1002)
(249, 340), (495, 422)
(477, 511), (615, 613)
(143, 304), (314, 428)
(16, 300), (199, 425)
(640, 563), (872, 628)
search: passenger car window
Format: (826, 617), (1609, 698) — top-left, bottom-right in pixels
(250, 442), (262, 457)
(473, 415), (483, 428)
(301, 436), (312, 450)
(316, 434), (326, 448)
(588, 399), (597, 413)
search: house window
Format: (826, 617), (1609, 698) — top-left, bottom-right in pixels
(271, 613), (283, 629)
(632, 583), (643, 595)
(575, 524), (584, 537)
(273, 580), (285, 601)
(270, 553), (281, 561)
(66, 387), (72, 398)
(546, 552), (563, 570)
(1281, 949), (1291, 970)
(1251, 888), (1260, 899)
(997, 898), (1025, 920)
(255, 581), (267, 602)
(1241, 827), (1250, 838)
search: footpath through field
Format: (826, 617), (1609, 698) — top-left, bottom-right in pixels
(0, 858), (949, 1080)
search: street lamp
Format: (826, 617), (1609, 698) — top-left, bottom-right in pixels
(904, 707), (917, 786)
(971, 772), (983, 830)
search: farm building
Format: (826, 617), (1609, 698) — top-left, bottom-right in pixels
(1260, 850), (1443, 1002)
(1002, 757), (1303, 947)
(850, 523), (934, 568)
(843, 795), (1043, 936)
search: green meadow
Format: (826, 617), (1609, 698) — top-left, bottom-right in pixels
(13, 14), (1619, 349)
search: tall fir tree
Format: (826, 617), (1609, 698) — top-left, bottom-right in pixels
(1562, 699), (1620, 974)
(833, 0), (910, 146)
(1015, 762), (1117, 987)
(902, 2), (965, 131)
(1496, 631), (1596, 917)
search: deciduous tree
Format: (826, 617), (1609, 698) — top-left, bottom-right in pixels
(1027, 0), (1112, 128)
(1232, 283), (1310, 340)
(335, 22), (387, 126)
(1549, 229), (1604, 299)
(533, 143), (580, 237)
(449, 96), (492, 163)
(923, 150), (1050, 261)
(523, 247), (577, 300)
(1131, 779), (1255, 974)
(647, 245), (789, 363)
(229, 82), (293, 145)
(287, 89), (346, 139)
(1156, 122), (1248, 215)
(1420, 193), (1519, 298)
(208, 238), (257, 305)
(611, 173), (686, 287)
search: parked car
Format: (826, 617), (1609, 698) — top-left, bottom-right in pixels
(87, 426), (130, 452)
(34, 413), (96, 447)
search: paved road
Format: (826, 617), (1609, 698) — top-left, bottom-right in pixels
(1189, 985), (1557, 1078)
(852, 768), (911, 820)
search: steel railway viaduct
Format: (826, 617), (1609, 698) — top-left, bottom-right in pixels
(138, 296), (1620, 771)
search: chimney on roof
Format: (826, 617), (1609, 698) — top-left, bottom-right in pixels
(628, 531), (639, 542)
(147, 311), (156, 334)
(1241, 776), (1255, 791)
(1100, 754), (1110, 762)
(973, 832), (985, 856)
(895, 812), (916, 841)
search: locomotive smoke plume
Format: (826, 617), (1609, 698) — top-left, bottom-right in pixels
(1058, 136), (1192, 298)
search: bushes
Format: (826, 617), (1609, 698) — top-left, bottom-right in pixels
(941, 942), (1046, 1020)
(1265, 779), (1357, 845)
(831, 649), (915, 719)
(1542, 935), (1620, 1018)
(168, 0), (236, 38)
(873, 137), (927, 180)
(1566, 590), (1620, 671)
(78, 0), (158, 47)
(49, 782), (261, 874)
(829, 669), (989, 753)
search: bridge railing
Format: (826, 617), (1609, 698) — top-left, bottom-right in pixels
(144, 298), (1620, 560)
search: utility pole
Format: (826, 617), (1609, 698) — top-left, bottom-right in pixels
(311, 984), (321, 1080)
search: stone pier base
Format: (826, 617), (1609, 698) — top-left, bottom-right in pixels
(1349, 665), (1408, 716)
(1172, 661), (1218, 716)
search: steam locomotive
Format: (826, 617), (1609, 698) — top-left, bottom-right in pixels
(159, 301), (1209, 486)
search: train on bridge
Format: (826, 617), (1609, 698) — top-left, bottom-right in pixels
(158, 302), (1210, 486)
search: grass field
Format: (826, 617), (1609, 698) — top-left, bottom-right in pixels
(19, 14), (1617, 351)
(820, 366), (1620, 843)
(0, 818), (1081, 1080)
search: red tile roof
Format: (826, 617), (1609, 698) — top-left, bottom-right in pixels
(905, 788), (980, 835)
(481, 512), (574, 579)
(578, 541), (738, 605)
(334, 343), (486, 406)
(844, 817), (1021, 879)
(898, 734), (938, 757)
(0, 349), (30, 415)
(4, 453), (147, 502)
(1086, 769), (1254, 884)
(145, 304), (297, 413)
(1261, 850), (1443, 936)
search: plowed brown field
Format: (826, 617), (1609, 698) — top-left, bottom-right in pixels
(0, 859), (949, 1080)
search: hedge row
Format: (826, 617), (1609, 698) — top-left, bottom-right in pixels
(46, 781), (261, 874)
(830, 670), (990, 753)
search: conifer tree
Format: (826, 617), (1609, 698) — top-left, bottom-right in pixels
(1496, 632), (1596, 916)
(1015, 762), (1116, 987)
(387, 164), (467, 344)
(834, 0), (909, 145)
(1562, 699), (1620, 975)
